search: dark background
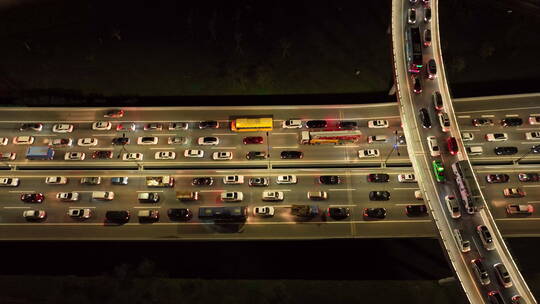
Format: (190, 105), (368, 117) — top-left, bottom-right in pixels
(0, 0), (540, 303)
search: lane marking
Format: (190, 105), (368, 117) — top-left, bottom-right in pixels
(457, 115), (471, 119)
(133, 206), (161, 209)
(329, 188), (355, 191)
(272, 146), (299, 149)
(481, 115), (495, 118)
(3, 206), (30, 209)
(210, 147), (237, 149)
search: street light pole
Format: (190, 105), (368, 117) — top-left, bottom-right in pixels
(514, 145), (540, 165)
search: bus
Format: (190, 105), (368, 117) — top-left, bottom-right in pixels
(300, 130), (362, 145)
(452, 160), (484, 214)
(405, 27), (423, 74)
(198, 206), (248, 221)
(231, 117), (273, 132)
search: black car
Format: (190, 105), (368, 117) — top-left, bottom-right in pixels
(419, 108), (431, 128)
(248, 177), (269, 187)
(485, 174), (509, 184)
(424, 7), (431, 22)
(338, 121), (358, 129)
(518, 173), (540, 182)
(192, 177), (214, 186)
(199, 120), (219, 129)
(112, 137), (130, 145)
(20, 193), (45, 203)
(367, 173), (389, 183)
(412, 74), (422, 94)
(306, 120), (328, 129)
(319, 175), (341, 185)
(280, 151), (303, 159)
(406, 205), (428, 216)
(364, 208), (387, 219)
(501, 117), (523, 127)
(105, 210), (130, 224)
(92, 150), (113, 159)
(167, 208), (193, 221)
(80, 177), (101, 185)
(487, 291), (505, 304)
(423, 28), (431, 47)
(246, 151), (268, 160)
(369, 191), (391, 201)
(20, 123), (43, 131)
(327, 207), (350, 220)
(432, 91), (443, 110)
(494, 146), (518, 156)
(397, 135), (407, 145)
(426, 59), (436, 79)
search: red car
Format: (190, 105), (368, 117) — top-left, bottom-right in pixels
(447, 137), (458, 155)
(20, 193), (45, 203)
(104, 109), (124, 118)
(243, 136), (264, 144)
(92, 150), (113, 159)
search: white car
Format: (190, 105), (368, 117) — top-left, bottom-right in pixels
(184, 149), (204, 158)
(220, 191), (243, 202)
(92, 121), (112, 131)
(276, 175), (297, 184)
(67, 208), (92, 219)
(0, 137), (8, 145)
(213, 151), (233, 160)
(45, 176), (67, 184)
(262, 191), (284, 201)
(64, 152), (85, 161)
(282, 119), (302, 129)
(367, 135), (387, 144)
(23, 209), (46, 220)
(223, 175), (244, 184)
(437, 112), (450, 132)
(367, 120), (389, 128)
(0, 177), (19, 187)
(56, 192), (80, 202)
(123, 153), (143, 161)
(198, 136), (219, 146)
(0, 152), (16, 161)
(13, 136), (34, 145)
(461, 132), (474, 141)
(525, 131), (540, 140)
(168, 122), (189, 130)
(253, 206), (275, 217)
(427, 136), (440, 157)
(529, 116), (540, 125)
(467, 146), (484, 155)
(358, 149), (380, 158)
(414, 190), (423, 200)
(398, 173), (417, 183)
(78, 138), (98, 146)
(50, 138), (73, 147)
(137, 136), (158, 145)
(168, 137), (187, 145)
(154, 151), (176, 160)
(92, 191), (114, 200)
(144, 123), (163, 131)
(52, 124), (74, 133)
(445, 195), (461, 219)
(485, 133), (508, 142)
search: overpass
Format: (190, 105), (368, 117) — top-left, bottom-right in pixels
(391, 0), (536, 303)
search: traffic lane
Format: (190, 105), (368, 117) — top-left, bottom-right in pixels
(454, 94), (540, 119)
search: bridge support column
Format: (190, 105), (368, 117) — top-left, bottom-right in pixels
(438, 276), (456, 286)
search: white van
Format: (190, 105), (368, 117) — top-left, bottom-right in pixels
(453, 229), (471, 253)
(92, 191), (114, 200)
(367, 135), (388, 144)
(467, 146), (483, 155)
(427, 136), (440, 157)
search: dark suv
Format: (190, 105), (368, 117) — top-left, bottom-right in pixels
(367, 173), (390, 183)
(192, 177), (213, 186)
(406, 205), (428, 216)
(167, 208), (193, 221)
(280, 151), (303, 159)
(419, 108), (431, 128)
(319, 175), (341, 185)
(105, 210), (130, 224)
(494, 146), (518, 156)
(501, 117), (523, 127)
(306, 120), (327, 129)
(369, 191), (391, 201)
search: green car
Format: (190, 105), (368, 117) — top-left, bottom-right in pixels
(432, 160), (446, 182)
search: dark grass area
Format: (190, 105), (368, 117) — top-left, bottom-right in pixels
(0, 0), (538, 106)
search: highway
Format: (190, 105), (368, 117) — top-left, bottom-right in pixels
(391, 0), (536, 303)
(0, 165), (539, 240)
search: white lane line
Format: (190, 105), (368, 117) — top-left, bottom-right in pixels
(272, 146), (299, 149)
(329, 188), (355, 191)
(505, 114), (520, 117)
(8, 190), (35, 193)
(3, 206), (30, 209)
(465, 143), (485, 145)
(329, 204), (356, 207)
(133, 206), (161, 209)
(481, 115), (495, 118)
(457, 115), (471, 118)
(271, 133), (297, 135)
(68, 206), (96, 208)
(0, 219), (433, 226)
(33, 134), (56, 137)
(394, 203), (416, 206)
(136, 190), (164, 193)
(460, 129), (481, 132)
(527, 201), (540, 204)
(516, 128), (540, 131)
(92, 134), (116, 137)
(210, 147), (237, 149)
(521, 142), (540, 145)
(393, 187), (419, 190)
(522, 185), (540, 188)
(199, 190), (225, 192)
(333, 146), (356, 148)
(459, 106), (540, 114)
(152, 133), (175, 136)
(212, 134), (237, 136)
(88, 147), (114, 150)
(149, 147), (175, 150)
(496, 218), (540, 222)
(270, 189), (292, 192)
